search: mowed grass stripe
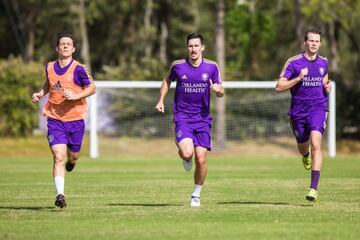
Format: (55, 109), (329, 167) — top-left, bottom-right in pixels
(0, 155), (359, 240)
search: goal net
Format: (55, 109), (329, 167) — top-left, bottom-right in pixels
(88, 81), (336, 158)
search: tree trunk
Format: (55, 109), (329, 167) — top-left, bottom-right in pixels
(215, 0), (226, 150)
(191, 0), (200, 30)
(326, 21), (340, 74)
(294, 0), (304, 50)
(144, 0), (154, 59)
(159, 21), (168, 64)
(12, 0), (36, 62)
(24, 26), (35, 62)
(78, 0), (92, 74)
(2, 0), (25, 54)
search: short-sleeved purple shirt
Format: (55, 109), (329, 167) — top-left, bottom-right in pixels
(280, 53), (328, 117)
(167, 58), (221, 123)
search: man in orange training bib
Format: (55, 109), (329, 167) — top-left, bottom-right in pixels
(32, 33), (96, 208)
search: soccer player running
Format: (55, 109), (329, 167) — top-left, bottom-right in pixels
(275, 28), (332, 202)
(155, 32), (224, 207)
(32, 33), (96, 208)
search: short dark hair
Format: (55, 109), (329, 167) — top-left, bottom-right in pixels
(304, 28), (322, 41)
(187, 32), (203, 45)
(56, 33), (76, 47)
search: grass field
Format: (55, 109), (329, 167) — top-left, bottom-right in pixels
(0, 138), (359, 240)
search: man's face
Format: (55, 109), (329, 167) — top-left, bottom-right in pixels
(56, 37), (75, 58)
(187, 38), (204, 61)
(304, 33), (321, 54)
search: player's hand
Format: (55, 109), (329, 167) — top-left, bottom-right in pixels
(64, 89), (79, 100)
(298, 67), (308, 81)
(31, 92), (42, 103)
(155, 101), (165, 113)
(324, 78), (332, 93)
(209, 79), (221, 93)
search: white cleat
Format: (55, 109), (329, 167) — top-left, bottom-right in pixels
(182, 159), (192, 171)
(190, 196), (201, 207)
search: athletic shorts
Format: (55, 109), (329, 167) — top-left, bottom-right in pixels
(175, 121), (212, 150)
(289, 110), (327, 144)
(47, 118), (85, 152)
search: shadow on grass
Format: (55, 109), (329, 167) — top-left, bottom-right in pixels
(217, 201), (312, 207)
(108, 203), (181, 207)
(0, 206), (54, 211)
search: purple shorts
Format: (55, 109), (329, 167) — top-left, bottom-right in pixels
(175, 121), (212, 150)
(289, 110), (327, 144)
(47, 118), (85, 152)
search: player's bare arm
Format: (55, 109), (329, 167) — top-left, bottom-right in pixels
(155, 78), (171, 113)
(32, 79), (50, 103)
(275, 67), (308, 93)
(322, 73), (332, 94)
(63, 81), (96, 101)
(209, 79), (224, 97)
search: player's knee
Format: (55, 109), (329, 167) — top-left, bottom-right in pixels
(311, 142), (321, 152)
(181, 150), (193, 160)
(195, 157), (206, 167)
(53, 152), (66, 163)
(311, 144), (321, 152)
(68, 153), (79, 162)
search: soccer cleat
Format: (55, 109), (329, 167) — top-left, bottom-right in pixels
(182, 159), (192, 172)
(65, 161), (76, 172)
(55, 194), (67, 208)
(306, 188), (318, 202)
(190, 196), (201, 207)
(302, 152), (311, 170)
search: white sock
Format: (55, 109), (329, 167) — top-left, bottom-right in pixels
(192, 184), (202, 198)
(54, 176), (65, 195)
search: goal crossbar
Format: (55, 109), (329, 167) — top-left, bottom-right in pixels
(89, 81), (336, 158)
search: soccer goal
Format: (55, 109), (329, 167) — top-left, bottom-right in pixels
(88, 81), (336, 158)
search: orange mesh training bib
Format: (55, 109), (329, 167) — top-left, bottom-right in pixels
(43, 60), (88, 121)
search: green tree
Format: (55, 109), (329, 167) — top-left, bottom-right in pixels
(0, 57), (43, 136)
(225, 0), (276, 80)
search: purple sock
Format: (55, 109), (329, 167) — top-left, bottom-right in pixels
(310, 170), (320, 190)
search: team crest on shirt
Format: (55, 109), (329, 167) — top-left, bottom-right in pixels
(319, 67), (325, 75)
(201, 73), (209, 81)
(176, 130), (182, 138)
(48, 135), (54, 143)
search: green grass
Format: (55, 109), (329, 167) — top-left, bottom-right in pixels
(0, 153), (359, 239)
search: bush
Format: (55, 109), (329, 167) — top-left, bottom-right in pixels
(0, 57), (44, 136)
(336, 81), (360, 139)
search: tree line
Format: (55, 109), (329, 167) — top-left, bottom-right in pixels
(0, 0), (359, 138)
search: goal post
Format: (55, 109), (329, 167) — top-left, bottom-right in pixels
(89, 81), (336, 158)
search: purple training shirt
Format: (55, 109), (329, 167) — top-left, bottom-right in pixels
(167, 58), (221, 123)
(45, 59), (92, 87)
(280, 53), (329, 117)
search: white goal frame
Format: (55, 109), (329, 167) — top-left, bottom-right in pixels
(89, 81), (336, 158)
